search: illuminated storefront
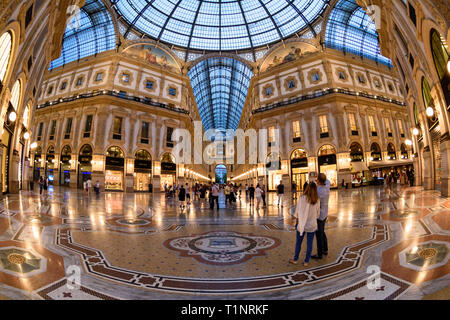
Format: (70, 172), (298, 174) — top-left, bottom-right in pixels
(134, 150), (152, 192)
(60, 145), (71, 186)
(387, 143), (397, 160)
(266, 153), (282, 191)
(78, 144), (93, 188)
(160, 153), (176, 190)
(290, 149), (308, 191)
(349, 142), (368, 186)
(45, 146), (56, 184)
(318, 145), (337, 188)
(105, 146), (125, 191)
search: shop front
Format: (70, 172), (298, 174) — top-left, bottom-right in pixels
(1, 103), (15, 194)
(105, 146), (125, 191)
(318, 145), (337, 188)
(60, 145), (71, 186)
(387, 143), (397, 160)
(400, 143), (409, 159)
(33, 147), (42, 183)
(349, 142), (368, 186)
(266, 153), (282, 191)
(45, 146), (55, 185)
(78, 144), (93, 188)
(290, 149), (308, 191)
(160, 153), (176, 190)
(134, 150), (152, 192)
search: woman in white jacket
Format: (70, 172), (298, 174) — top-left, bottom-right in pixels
(289, 182), (320, 266)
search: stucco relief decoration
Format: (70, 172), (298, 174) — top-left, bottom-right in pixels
(260, 42), (318, 72)
(123, 44), (181, 73)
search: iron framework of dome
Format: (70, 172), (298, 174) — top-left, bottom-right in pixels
(112, 0), (329, 55)
(188, 57), (253, 131)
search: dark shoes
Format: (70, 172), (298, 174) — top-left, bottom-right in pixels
(311, 255), (323, 260)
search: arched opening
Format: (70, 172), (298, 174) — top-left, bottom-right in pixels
(266, 152), (282, 191)
(349, 142), (367, 186)
(160, 152), (176, 191)
(400, 143), (409, 159)
(45, 146), (56, 184)
(387, 143), (397, 160)
(105, 146), (125, 191)
(349, 142), (364, 162)
(318, 145), (337, 188)
(0, 32), (12, 91)
(33, 147), (42, 183)
(215, 164), (227, 184)
(370, 143), (382, 161)
(430, 29), (449, 108)
(60, 145), (72, 186)
(134, 150), (152, 192)
(78, 144), (93, 188)
(9, 80), (21, 110)
(290, 149), (308, 192)
(422, 77), (442, 190)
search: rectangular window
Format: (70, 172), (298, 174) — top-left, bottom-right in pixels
(49, 120), (56, 140)
(348, 113), (357, 131)
(25, 5), (33, 28)
(398, 119), (405, 137)
(95, 73), (103, 82)
(122, 73), (130, 83)
(319, 115), (328, 133)
(358, 75), (365, 84)
(408, 3), (417, 26)
(141, 121), (150, 144)
(409, 54), (415, 69)
(169, 87), (176, 96)
(369, 115), (377, 135)
(288, 80), (296, 89)
(76, 77), (83, 86)
(60, 82), (67, 90)
(37, 122), (43, 141)
(265, 87), (273, 96)
(268, 126), (276, 145)
(292, 121), (301, 142)
(338, 72), (346, 80)
(64, 118), (72, 139)
(84, 115), (93, 138)
(166, 127), (174, 147)
(384, 118), (392, 137)
(311, 73), (320, 82)
(113, 117), (122, 140)
(146, 81), (154, 90)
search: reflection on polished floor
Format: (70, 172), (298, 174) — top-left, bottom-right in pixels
(0, 185), (448, 300)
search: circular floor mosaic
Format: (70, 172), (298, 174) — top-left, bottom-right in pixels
(164, 231), (280, 265)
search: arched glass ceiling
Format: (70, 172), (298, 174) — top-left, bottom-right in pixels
(113, 0), (329, 52)
(49, 0), (116, 70)
(188, 57), (253, 131)
(325, 0), (392, 66)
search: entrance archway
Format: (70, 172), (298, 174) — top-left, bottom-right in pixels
(215, 164), (227, 184)
(105, 146), (125, 191)
(370, 143), (382, 161)
(160, 152), (176, 191)
(290, 149), (308, 191)
(387, 143), (397, 160)
(33, 146), (42, 183)
(78, 144), (92, 188)
(430, 29), (449, 107)
(134, 150), (152, 191)
(401, 143), (409, 159)
(318, 144), (337, 187)
(60, 145), (71, 186)
(45, 146), (56, 184)
(349, 142), (364, 162)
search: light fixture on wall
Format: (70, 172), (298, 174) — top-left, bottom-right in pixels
(426, 106), (434, 117)
(447, 61), (450, 74)
(8, 111), (17, 122)
(412, 128), (420, 136)
(30, 142), (37, 150)
(23, 132), (30, 140)
(405, 139), (413, 146)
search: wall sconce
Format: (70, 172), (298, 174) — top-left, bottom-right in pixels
(30, 142), (37, 150)
(23, 132), (30, 140)
(8, 111), (17, 122)
(412, 128), (419, 136)
(405, 139), (412, 146)
(426, 106), (434, 117)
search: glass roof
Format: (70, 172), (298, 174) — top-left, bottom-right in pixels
(325, 0), (392, 66)
(188, 57), (253, 131)
(49, 0), (116, 70)
(112, 0), (329, 52)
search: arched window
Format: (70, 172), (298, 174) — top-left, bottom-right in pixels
(370, 143), (382, 161)
(318, 144), (336, 156)
(47, 146), (55, 154)
(413, 102), (420, 126)
(10, 80), (21, 110)
(0, 32), (12, 86)
(161, 152), (175, 163)
(106, 146), (124, 158)
(422, 77), (433, 108)
(291, 149), (307, 160)
(61, 145), (72, 155)
(79, 144), (92, 156)
(349, 142), (364, 162)
(135, 150), (151, 161)
(401, 143), (408, 159)
(430, 29), (449, 81)
(22, 105), (30, 128)
(387, 143), (396, 160)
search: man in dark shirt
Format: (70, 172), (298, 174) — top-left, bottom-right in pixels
(248, 184), (255, 206)
(277, 181), (284, 207)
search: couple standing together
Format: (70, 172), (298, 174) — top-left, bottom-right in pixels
(289, 173), (330, 267)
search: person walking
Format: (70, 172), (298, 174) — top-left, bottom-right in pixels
(248, 184), (255, 206)
(87, 178), (92, 195)
(245, 184), (249, 198)
(185, 183), (191, 205)
(292, 181), (297, 199)
(277, 180), (284, 207)
(289, 182), (320, 267)
(211, 183), (220, 209)
(255, 184), (263, 209)
(261, 184), (267, 207)
(178, 184), (186, 210)
(225, 184), (231, 205)
(43, 176), (48, 194)
(94, 181), (100, 196)
(38, 176), (44, 195)
(311, 173), (330, 260)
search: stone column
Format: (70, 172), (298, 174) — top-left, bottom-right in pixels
(422, 147), (433, 190)
(440, 134), (450, 197)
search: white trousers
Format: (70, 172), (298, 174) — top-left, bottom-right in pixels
(278, 194), (284, 205)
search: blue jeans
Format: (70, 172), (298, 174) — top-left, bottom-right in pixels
(293, 225), (315, 263)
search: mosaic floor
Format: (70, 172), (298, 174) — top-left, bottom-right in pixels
(0, 185), (448, 300)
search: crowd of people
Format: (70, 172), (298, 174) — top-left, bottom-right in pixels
(384, 168), (415, 189)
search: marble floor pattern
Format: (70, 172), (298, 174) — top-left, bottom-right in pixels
(0, 185), (448, 300)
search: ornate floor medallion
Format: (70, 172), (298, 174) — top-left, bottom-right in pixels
(402, 242), (448, 269)
(0, 247), (46, 277)
(166, 231), (280, 265)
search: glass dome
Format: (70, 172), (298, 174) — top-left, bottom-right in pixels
(113, 0), (329, 52)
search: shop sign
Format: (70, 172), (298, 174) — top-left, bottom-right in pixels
(61, 155), (71, 162)
(106, 156), (125, 167)
(79, 155), (92, 163)
(161, 162), (176, 172)
(318, 154), (337, 166)
(291, 157), (308, 168)
(135, 160), (152, 170)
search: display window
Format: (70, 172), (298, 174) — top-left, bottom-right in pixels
(161, 174), (175, 190)
(134, 172), (151, 191)
(105, 170), (123, 191)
